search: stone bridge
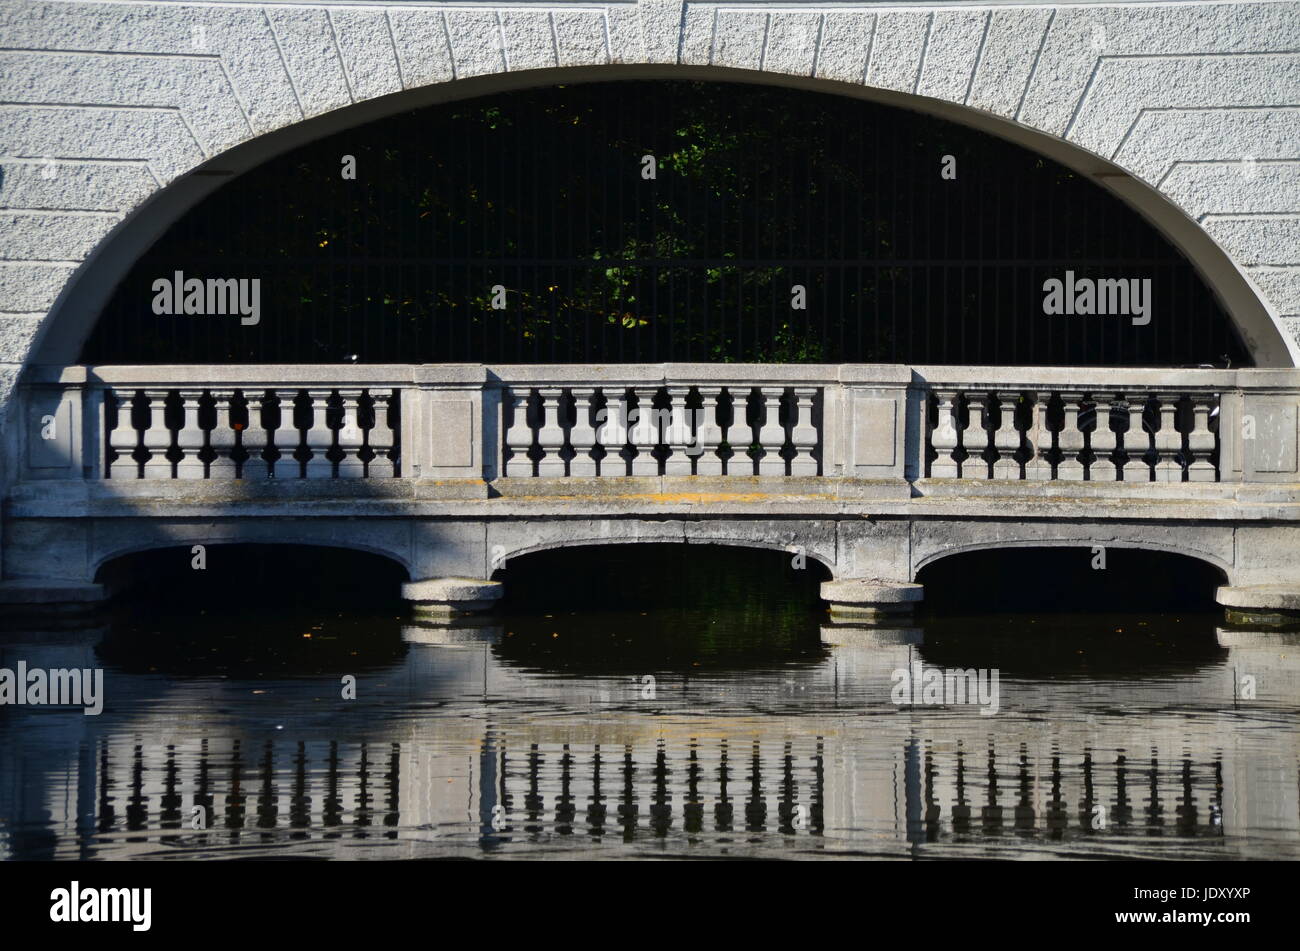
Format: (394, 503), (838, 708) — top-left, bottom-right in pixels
(2, 0), (1299, 622)
(5, 360), (1300, 621)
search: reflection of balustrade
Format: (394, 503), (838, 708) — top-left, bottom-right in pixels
(66, 732), (1234, 856)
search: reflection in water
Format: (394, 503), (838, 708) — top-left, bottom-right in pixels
(1, 603), (1298, 860)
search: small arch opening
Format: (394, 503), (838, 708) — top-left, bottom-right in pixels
(916, 546), (1225, 616)
(493, 543), (830, 671)
(911, 546), (1227, 672)
(93, 544), (409, 675)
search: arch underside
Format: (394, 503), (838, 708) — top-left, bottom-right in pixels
(913, 538), (1232, 582)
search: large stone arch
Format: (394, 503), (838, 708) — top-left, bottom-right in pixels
(3, 0), (1299, 416)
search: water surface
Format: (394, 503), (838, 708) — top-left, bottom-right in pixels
(2, 599), (1297, 860)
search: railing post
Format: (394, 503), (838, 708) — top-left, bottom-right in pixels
(790, 386), (818, 476)
(141, 387), (173, 479)
(991, 391), (1021, 480)
(596, 390), (630, 477)
(241, 390), (272, 479)
(568, 387), (598, 477)
(304, 388), (335, 479)
(1122, 395), (1150, 482)
(273, 388), (303, 478)
(757, 386), (786, 476)
(504, 387), (535, 478)
(175, 388), (206, 480)
(337, 388), (366, 478)
(630, 386), (659, 476)
(1027, 391), (1053, 481)
(1153, 395), (1183, 482)
(369, 390), (397, 477)
(695, 386), (724, 476)
(929, 389), (961, 478)
(1187, 395), (1217, 482)
(536, 387), (567, 477)
(209, 388), (238, 479)
(105, 390), (137, 479)
(1057, 391), (1086, 481)
(1218, 388), (1243, 482)
(1088, 392), (1118, 482)
(964, 392), (989, 479)
(82, 384), (104, 481)
(664, 385), (693, 476)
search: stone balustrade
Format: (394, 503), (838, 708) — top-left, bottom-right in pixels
(925, 385), (1219, 482)
(501, 382), (820, 478)
(101, 385), (399, 480)
(14, 363), (1300, 491)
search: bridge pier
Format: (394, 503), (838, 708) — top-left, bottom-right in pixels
(402, 578), (504, 618)
(0, 581), (113, 624)
(821, 580), (925, 621)
(1217, 586), (1300, 628)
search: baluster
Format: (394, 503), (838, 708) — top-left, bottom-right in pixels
(1026, 391), (1053, 481)
(1088, 393), (1118, 482)
(664, 385), (693, 476)
(929, 389), (962, 478)
(107, 389), (140, 479)
(1056, 392), (1086, 481)
(304, 389), (335, 478)
(991, 391), (1022, 480)
(336, 388), (365, 478)
(271, 389), (302, 478)
(504, 388), (534, 478)
(1187, 395), (1217, 482)
(595, 390), (630, 477)
(964, 392), (990, 479)
(790, 386), (818, 476)
(1153, 395), (1183, 482)
(368, 390), (396, 477)
(241, 390), (272, 479)
(141, 388), (173, 479)
(536, 387), (566, 477)
(695, 386), (725, 476)
(630, 386), (660, 476)
(175, 389), (206, 479)
(1121, 395), (1150, 482)
(209, 389), (238, 479)
(757, 386), (787, 476)
(568, 387), (598, 477)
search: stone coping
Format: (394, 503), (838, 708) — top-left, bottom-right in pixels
(24, 364), (1300, 391)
